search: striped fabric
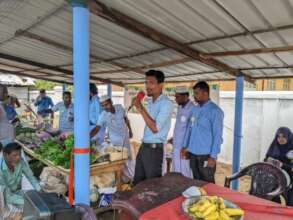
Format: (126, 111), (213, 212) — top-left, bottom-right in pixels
(0, 186), (23, 220)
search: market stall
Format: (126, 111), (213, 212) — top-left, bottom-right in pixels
(15, 123), (128, 191)
(1, 1), (293, 217)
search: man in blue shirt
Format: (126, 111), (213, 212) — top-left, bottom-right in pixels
(89, 83), (105, 144)
(132, 70), (174, 185)
(181, 81), (224, 183)
(4, 95), (21, 124)
(0, 85), (15, 142)
(52, 91), (74, 133)
(34, 89), (54, 117)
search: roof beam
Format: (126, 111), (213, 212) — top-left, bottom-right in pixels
(0, 53), (123, 86)
(203, 45), (293, 57)
(15, 30), (145, 75)
(125, 78), (236, 85)
(101, 24), (293, 63)
(125, 75), (293, 85)
(0, 68), (71, 84)
(253, 75), (293, 80)
(110, 65), (293, 81)
(93, 44), (293, 75)
(87, 0), (253, 82)
(94, 57), (192, 75)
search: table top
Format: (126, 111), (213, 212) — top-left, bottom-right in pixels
(139, 183), (293, 220)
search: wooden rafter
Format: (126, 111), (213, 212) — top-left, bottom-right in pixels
(0, 53), (123, 86)
(110, 65), (293, 82)
(202, 45), (293, 57)
(101, 24), (293, 64)
(253, 75), (293, 80)
(87, 0), (253, 82)
(125, 78), (236, 85)
(92, 44), (293, 76)
(15, 30), (145, 76)
(0, 68), (71, 84)
(0, 61), (72, 79)
(95, 57), (192, 75)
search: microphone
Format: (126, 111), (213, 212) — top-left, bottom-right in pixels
(128, 91), (145, 112)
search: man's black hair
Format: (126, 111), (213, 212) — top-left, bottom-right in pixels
(40, 89), (46, 93)
(177, 92), (190, 97)
(3, 142), (22, 155)
(63, 91), (71, 97)
(193, 81), (210, 94)
(90, 83), (98, 95)
(145, 69), (165, 84)
(0, 142), (2, 153)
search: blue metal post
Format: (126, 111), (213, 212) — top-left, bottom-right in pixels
(232, 75), (244, 190)
(107, 84), (112, 98)
(72, 0), (90, 205)
(63, 83), (67, 92)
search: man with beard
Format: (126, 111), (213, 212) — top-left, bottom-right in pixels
(181, 81), (224, 183)
(132, 70), (174, 185)
(90, 95), (134, 182)
(168, 86), (193, 178)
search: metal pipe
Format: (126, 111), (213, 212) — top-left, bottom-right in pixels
(107, 84), (112, 98)
(72, 0), (90, 205)
(232, 75), (244, 190)
(63, 83), (67, 92)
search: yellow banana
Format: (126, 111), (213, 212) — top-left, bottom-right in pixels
(189, 202), (203, 213)
(208, 196), (219, 204)
(205, 211), (219, 220)
(195, 211), (204, 218)
(202, 204), (217, 217)
(224, 208), (244, 216)
(218, 198), (226, 210)
(219, 210), (231, 220)
(198, 200), (212, 212)
(189, 206), (198, 213)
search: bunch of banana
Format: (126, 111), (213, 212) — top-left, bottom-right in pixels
(188, 196), (244, 220)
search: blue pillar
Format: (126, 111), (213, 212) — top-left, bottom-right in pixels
(232, 75), (244, 190)
(107, 84), (112, 98)
(72, 0), (90, 205)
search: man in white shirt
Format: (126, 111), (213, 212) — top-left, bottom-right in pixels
(90, 95), (134, 181)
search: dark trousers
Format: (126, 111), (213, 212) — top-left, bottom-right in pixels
(133, 143), (164, 185)
(189, 153), (216, 183)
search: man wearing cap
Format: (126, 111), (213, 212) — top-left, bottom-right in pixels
(89, 83), (105, 144)
(168, 86), (193, 178)
(90, 95), (134, 181)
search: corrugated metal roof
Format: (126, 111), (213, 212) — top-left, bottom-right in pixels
(0, 0), (292, 86)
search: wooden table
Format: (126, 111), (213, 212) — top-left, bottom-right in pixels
(19, 141), (127, 189)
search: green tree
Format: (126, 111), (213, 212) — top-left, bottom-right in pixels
(33, 80), (59, 90)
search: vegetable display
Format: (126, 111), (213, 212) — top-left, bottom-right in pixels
(35, 135), (73, 169)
